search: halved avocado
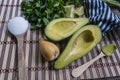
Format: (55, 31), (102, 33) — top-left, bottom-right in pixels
(54, 25), (102, 69)
(45, 18), (88, 41)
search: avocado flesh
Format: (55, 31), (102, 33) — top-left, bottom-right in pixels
(54, 25), (102, 69)
(45, 18), (88, 41)
(102, 44), (116, 56)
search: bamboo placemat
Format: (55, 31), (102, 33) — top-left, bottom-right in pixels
(0, 0), (120, 80)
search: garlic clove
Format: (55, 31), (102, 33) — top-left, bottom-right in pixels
(39, 38), (60, 61)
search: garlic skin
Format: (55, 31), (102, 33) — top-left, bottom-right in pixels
(39, 38), (60, 61)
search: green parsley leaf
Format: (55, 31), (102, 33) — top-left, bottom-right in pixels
(21, 0), (83, 29)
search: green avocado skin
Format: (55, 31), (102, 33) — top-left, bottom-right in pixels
(45, 18), (89, 41)
(54, 25), (102, 69)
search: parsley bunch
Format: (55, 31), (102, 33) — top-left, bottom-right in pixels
(21, 0), (65, 29)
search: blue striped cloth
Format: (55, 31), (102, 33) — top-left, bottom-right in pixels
(84, 0), (120, 35)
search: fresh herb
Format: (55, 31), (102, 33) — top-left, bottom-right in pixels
(21, 0), (66, 29)
(21, 0), (83, 29)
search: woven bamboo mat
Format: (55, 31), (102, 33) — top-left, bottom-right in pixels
(0, 0), (120, 80)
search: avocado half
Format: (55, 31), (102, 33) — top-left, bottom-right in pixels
(54, 25), (102, 69)
(45, 18), (88, 41)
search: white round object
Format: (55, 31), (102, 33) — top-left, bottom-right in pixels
(7, 17), (28, 35)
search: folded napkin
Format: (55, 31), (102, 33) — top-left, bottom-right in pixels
(84, 0), (120, 35)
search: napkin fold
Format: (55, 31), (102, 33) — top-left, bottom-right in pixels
(84, 0), (120, 35)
